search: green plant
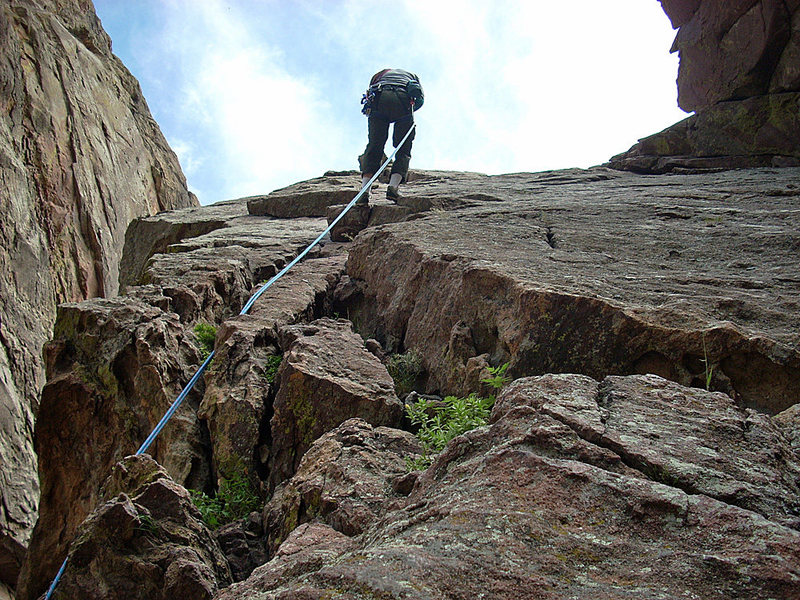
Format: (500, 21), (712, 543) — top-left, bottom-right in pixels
(482, 362), (511, 390)
(405, 362), (511, 471)
(265, 354), (282, 384)
(189, 470), (260, 529)
(193, 322), (217, 360)
(134, 513), (158, 537)
(387, 350), (424, 397)
(405, 392), (495, 471)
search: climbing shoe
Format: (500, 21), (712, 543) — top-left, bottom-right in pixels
(356, 187), (370, 206)
(386, 185), (400, 202)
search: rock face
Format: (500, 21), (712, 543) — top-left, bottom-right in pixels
(18, 198), (352, 600)
(0, 0), (196, 580)
(660, 0), (799, 111)
(49, 455), (231, 600)
(266, 319), (404, 491)
(218, 374), (800, 599)
(21, 165), (800, 599)
(610, 0), (800, 172)
(341, 168), (800, 414)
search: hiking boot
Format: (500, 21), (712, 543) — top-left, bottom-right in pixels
(386, 185), (400, 202)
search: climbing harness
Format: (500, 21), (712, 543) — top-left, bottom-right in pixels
(43, 121), (417, 600)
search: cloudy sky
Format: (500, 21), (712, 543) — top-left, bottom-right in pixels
(93, 0), (688, 205)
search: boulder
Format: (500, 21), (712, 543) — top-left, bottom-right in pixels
(217, 375), (800, 599)
(341, 167), (800, 414)
(17, 298), (211, 600)
(200, 256), (346, 483)
(263, 418), (422, 555)
(266, 319), (404, 491)
(0, 0), (195, 569)
(46, 455), (231, 600)
(612, 0), (800, 172)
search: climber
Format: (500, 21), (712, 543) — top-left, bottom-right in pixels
(358, 68), (424, 204)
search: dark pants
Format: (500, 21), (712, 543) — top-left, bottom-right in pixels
(361, 89), (415, 182)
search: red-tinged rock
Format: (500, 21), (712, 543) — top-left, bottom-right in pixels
(266, 319), (404, 492)
(216, 375), (800, 600)
(668, 0), (793, 111)
(200, 256), (346, 485)
(0, 0), (196, 571)
(16, 298), (210, 600)
(263, 418), (421, 555)
(47, 455), (231, 600)
(342, 167), (800, 414)
(213, 523), (355, 600)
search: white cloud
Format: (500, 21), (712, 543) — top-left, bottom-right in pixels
(145, 0), (347, 203)
(106, 0), (688, 203)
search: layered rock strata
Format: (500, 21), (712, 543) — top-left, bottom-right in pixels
(21, 167), (800, 599)
(0, 0), (196, 580)
(218, 374), (800, 599)
(610, 0), (800, 172)
(46, 455), (231, 600)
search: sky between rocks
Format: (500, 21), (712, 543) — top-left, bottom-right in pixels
(94, 0), (688, 205)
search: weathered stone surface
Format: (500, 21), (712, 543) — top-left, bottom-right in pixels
(608, 92), (800, 173)
(214, 523), (356, 600)
(342, 167), (800, 414)
(662, 0), (797, 111)
(612, 1), (800, 172)
(0, 0), (196, 572)
(217, 374), (800, 599)
(775, 402), (800, 457)
(215, 516), (268, 583)
(119, 200), (245, 292)
(17, 297), (210, 600)
(47, 455), (231, 600)
(267, 319), (404, 492)
(496, 373), (800, 528)
(22, 195), (346, 598)
(263, 418), (422, 555)
(247, 175), (360, 218)
(200, 256), (346, 483)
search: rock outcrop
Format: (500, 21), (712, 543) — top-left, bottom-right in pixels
(20, 164), (800, 598)
(610, 0), (800, 172)
(266, 319), (403, 491)
(0, 0), (196, 581)
(339, 169), (800, 414)
(262, 418), (421, 555)
(47, 455), (231, 600)
(17, 198), (349, 599)
(217, 374), (800, 599)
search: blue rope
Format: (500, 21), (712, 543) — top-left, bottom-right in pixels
(42, 122), (416, 599)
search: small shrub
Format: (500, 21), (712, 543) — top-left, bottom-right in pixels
(482, 362), (511, 390)
(405, 362), (511, 471)
(189, 470), (260, 529)
(265, 354), (282, 384)
(387, 350), (424, 396)
(405, 392), (495, 471)
(193, 322), (217, 360)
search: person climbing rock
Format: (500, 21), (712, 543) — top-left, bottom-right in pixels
(358, 68), (424, 204)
